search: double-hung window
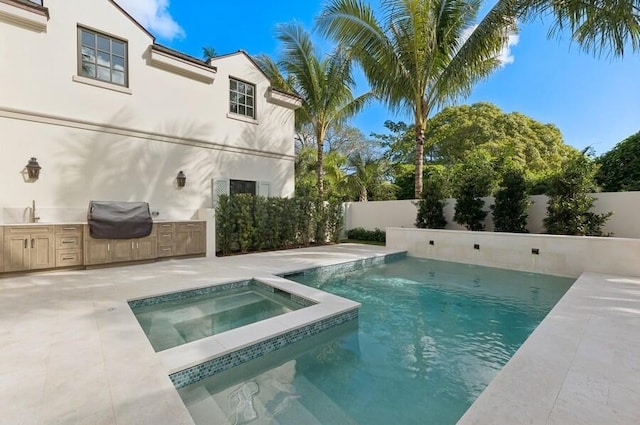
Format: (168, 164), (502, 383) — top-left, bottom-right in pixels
(229, 78), (255, 119)
(79, 27), (128, 86)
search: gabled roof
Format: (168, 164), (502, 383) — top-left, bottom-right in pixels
(152, 43), (217, 71)
(109, 0), (155, 40)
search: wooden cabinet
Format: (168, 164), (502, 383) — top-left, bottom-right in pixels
(3, 226), (55, 272)
(176, 222), (206, 255)
(84, 225), (157, 265)
(55, 225), (83, 267)
(0, 227), (3, 273)
(157, 222), (176, 258)
(157, 221), (206, 257)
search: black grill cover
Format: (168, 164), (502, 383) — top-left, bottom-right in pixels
(88, 201), (153, 239)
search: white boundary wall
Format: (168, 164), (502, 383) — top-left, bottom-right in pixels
(344, 191), (640, 239)
(387, 227), (640, 277)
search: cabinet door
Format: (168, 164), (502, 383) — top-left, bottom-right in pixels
(187, 226), (206, 255)
(0, 227), (4, 273)
(135, 237), (157, 260)
(85, 238), (111, 265)
(111, 239), (134, 263)
(4, 235), (29, 272)
(30, 234), (55, 270)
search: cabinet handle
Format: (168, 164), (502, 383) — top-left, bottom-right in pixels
(62, 227), (76, 231)
(162, 248), (171, 252)
(31, 239), (35, 249)
(131, 241), (134, 250)
(137, 242), (139, 249)
(107, 243), (110, 252)
(24, 239), (28, 249)
(62, 257), (74, 261)
(62, 240), (74, 244)
(162, 234), (171, 238)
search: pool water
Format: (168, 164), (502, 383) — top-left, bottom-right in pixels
(178, 257), (574, 424)
(132, 286), (304, 351)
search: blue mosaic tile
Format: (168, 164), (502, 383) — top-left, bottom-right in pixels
(129, 278), (317, 310)
(169, 309), (359, 389)
(281, 251), (407, 280)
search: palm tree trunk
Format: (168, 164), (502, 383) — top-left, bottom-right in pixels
(316, 129), (325, 200)
(414, 122), (425, 198)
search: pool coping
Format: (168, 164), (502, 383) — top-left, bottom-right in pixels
(456, 271), (640, 425)
(157, 274), (361, 386)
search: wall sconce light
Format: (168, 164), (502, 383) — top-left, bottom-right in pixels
(176, 171), (186, 188)
(26, 157), (41, 180)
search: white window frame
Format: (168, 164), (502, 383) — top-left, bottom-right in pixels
(229, 77), (256, 119)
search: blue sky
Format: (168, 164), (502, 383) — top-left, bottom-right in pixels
(118, 0), (640, 155)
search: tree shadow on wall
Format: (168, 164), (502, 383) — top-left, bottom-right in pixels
(54, 108), (215, 209)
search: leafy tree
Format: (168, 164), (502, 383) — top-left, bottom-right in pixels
(425, 103), (577, 175)
(256, 24), (371, 200)
(416, 168), (448, 229)
(452, 151), (496, 230)
(319, 0), (518, 198)
(596, 130), (640, 191)
(544, 152), (613, 236)
(491, 168), (530, 232)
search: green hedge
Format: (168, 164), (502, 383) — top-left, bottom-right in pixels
(215, 195), (343, 255)
(346, 227), (386, 243)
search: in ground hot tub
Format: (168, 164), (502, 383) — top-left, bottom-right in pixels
(129, 280), (313, 351)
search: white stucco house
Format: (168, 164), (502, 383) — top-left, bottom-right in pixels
(0, 0), (301, 224)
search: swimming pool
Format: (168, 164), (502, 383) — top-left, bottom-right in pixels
(177, 257), (574, 424)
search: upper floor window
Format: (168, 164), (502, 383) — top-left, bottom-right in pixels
(78, 27), (127, 86)
(229, 78), (255, 119)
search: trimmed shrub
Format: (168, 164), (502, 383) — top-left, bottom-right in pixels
(491, 168), (530, 233)
(326, 200), (344, 243)
(544, 153), (612, 236)
(346, 227), (386, 243)
(416, 172), (447, 229)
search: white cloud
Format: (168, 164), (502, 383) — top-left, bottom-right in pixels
(497, 33), (519, 66)
(460, 25), (519, 67)
(116, 0), (185, 41)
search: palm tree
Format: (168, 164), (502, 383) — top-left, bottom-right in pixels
(202, 46), (216, 62)
(255, 23), (371, 200)
(345, 153), (397, 201)
(521, 0), (640, 57)
(318, 0), (518, 198)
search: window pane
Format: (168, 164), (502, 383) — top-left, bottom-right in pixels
(239, 95), (246, 105)
(81, 46), (96, 63)
(230, 92), (238, 103)
(97, 51), (110, 67)
(112, 40), (125, 57)
(230, 80), (237, 91)
(97, 66), (110, 81)
(81, 30), (95, 47)
(238, 105), (246, 115)
(81, 62), (96, 78)
(246, 85), (254, 96)
(112, 56), (125, 71)
(247, 107), (254, 118)
(97, 35), (110, 52)
(246, 96), (253, 107)
(112, 71), (125, 85)
(230, 103), (238, 113)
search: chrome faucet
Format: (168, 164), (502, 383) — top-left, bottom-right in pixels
(29, 200), (40, 223)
